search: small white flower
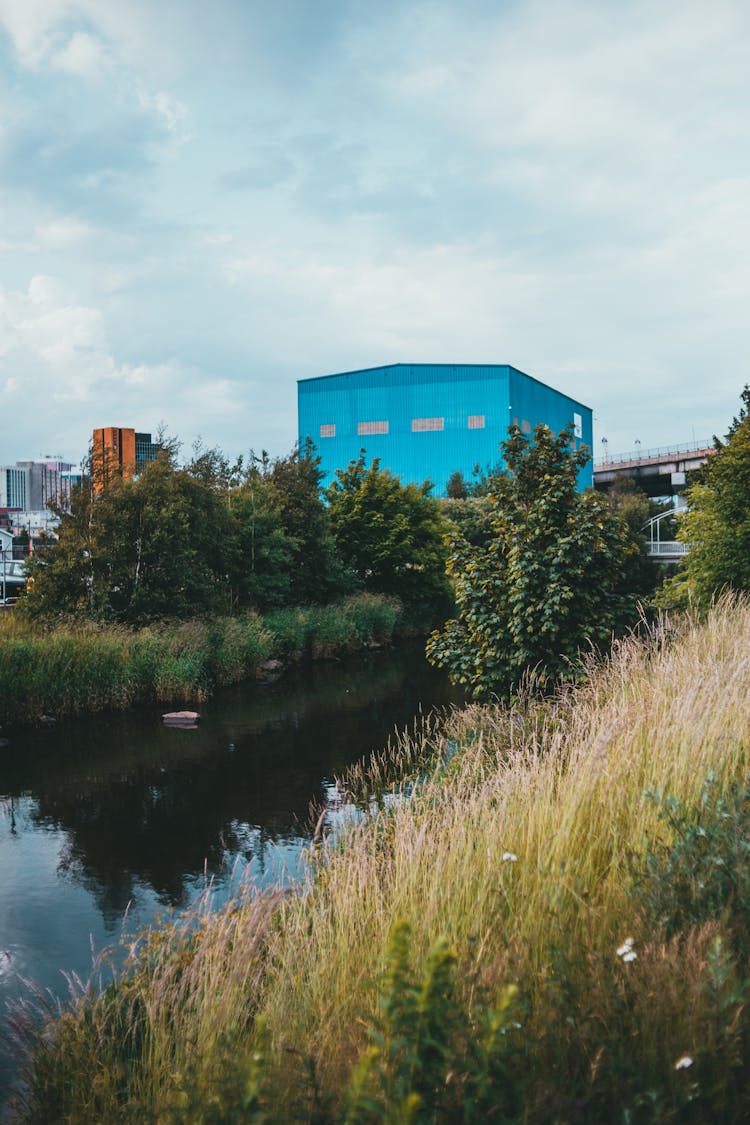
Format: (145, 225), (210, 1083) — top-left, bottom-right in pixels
(674, 1055), (693, 1070)
(622, 950), (637, 963)
(616, 937), (635, 957)
(502, 851), (518, 862)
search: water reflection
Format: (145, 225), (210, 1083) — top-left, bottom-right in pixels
(0, 645), (462, 1103)
(2, 648), (458, 915)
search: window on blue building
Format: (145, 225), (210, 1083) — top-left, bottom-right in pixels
(357, 420), (389, 435)
(320, 424), (336, 438)
(467, 415), (485, 429)
(412, 417), (444, 432)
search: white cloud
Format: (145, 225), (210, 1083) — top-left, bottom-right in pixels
(135, 85), (188, 139)
(384, 1), (750, 228)
(0, 0), (187, 143)
(33, 217), (95, 249)
(1, 1), (749, 463)
(51, 28), (110, 79)
(0, 274), (252, 460)
(0, 3), (110, 78)
(0, 0), (73, 70)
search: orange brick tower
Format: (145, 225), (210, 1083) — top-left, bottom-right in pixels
(91, 427), (137, 493)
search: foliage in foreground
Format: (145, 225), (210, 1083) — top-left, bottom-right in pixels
(13, 596), (750, 1122)
(427, 422), (640, 697)
(0, 593), (401, 726)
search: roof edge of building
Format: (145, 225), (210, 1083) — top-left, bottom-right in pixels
(297, 362), (591, 412)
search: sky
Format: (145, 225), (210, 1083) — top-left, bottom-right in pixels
(0, 0), (748, 467)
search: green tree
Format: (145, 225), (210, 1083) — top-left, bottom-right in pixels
(441, 496), (495, 548)
(265, 444), (342, 604)
(327, 453), (453, 622)
(23, 475), (102, 618)
(659, 388), (750, 608)
(185, 441), (344, 611)
(229, 455), (296, 611)
(445, 470), (469, 500)
(25, 451), (233, 623)
(426, 423), (639, 697)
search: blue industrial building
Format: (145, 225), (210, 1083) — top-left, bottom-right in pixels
(298, 363), (593, 495)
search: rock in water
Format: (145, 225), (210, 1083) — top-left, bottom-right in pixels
(162, 711), (200, 727)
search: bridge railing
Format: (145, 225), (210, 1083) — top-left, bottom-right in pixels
(594, 439), (712, 468)
(647, 541), (690, 557)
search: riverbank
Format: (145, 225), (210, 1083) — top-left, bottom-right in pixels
(13, 596), (750, 1122)
(0, 594), (401, 728)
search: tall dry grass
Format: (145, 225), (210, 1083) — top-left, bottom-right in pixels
(256, 600), (750, 1101)
(15, 596), (750, 1121)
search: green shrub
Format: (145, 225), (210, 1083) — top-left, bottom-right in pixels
(636, 776), (750, 951)
(345, 921), (522, 1124)
(0, 595), (402, 724)
(207, 615), (273, 685)
(263, 608), (309, 658)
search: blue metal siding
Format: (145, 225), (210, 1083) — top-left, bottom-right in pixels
(507, 366), (593, 489)
(298, 364), (592, 494)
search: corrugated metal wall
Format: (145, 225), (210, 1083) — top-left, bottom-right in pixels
(298, 364), (593, 494)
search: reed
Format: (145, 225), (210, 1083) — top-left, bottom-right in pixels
(0, 594), (401, 726)
(264, 594), (400, 660)
(15, 596), (750, 1122)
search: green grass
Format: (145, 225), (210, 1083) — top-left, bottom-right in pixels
(264, 594), (400, 660)
(0, 594), (401, 726)
(13, 595), (750, 1122)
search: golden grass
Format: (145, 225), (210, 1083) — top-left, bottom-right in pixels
(17, 595), (750, 1120)
(256, 597), (750, 1099)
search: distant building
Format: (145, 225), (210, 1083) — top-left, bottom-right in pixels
(0, 458), (74, 513)
(14, 459), (73, 510)
(298, 363), (593, 495)
(92, 428), (159, 493)
(0, 466), (27, 509)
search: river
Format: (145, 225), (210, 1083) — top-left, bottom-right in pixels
(0, 644), (462, 1110)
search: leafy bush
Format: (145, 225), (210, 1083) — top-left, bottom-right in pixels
(427, 422), (639, 698)
(345, 921), (522, 1124)
(635, 776), (750, 951)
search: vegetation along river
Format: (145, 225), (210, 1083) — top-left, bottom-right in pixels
(0, 644), (461, 1106)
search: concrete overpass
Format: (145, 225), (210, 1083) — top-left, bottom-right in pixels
(594, 440), (713, 497)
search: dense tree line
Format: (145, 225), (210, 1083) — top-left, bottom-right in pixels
(23, 441), (452, 627)
(27, 412), (715, 695)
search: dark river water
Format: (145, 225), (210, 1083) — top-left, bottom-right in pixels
(0, 645), (461, 1107)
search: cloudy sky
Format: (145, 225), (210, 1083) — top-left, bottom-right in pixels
(1, 0), (748, 467)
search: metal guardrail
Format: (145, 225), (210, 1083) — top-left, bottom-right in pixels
(595, 439), (712, 469)
(647, 541), (690, 557)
